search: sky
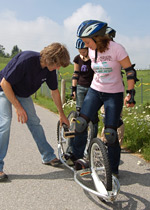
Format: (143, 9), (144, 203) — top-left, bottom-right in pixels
(0, 0), (150, 69)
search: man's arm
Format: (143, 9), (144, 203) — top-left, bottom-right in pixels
(51, 89), (69, 126)
(0, 78), (28, 123)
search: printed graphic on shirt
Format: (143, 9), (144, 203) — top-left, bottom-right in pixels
(99, 55), (112, 61)
(93, 62), (112, 74)
(92, 61), (112, 83)
(81, 64), (88, 72)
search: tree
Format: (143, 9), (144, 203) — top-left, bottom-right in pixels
(11, 45), (22, 57)
(0, 45), (6, 57)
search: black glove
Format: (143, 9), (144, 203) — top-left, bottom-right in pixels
(71, 86), (77, 97)
(126, 89), (136, 104)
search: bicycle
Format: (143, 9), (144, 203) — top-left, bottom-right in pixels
(57, 113), (120, 202)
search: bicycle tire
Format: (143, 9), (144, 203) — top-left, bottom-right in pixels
(57, 120), (60, 143)
(89, 138), (112, 191)
(57, 120), (69, 158)
(84, 121), (94, 157)
(68, 110), (77, 119)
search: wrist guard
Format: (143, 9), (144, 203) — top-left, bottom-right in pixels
(125, 64), (139, 84)
(126, 89), (136, 104)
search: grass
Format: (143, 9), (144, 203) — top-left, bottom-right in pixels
(123, 70), (150, 106)
(0, 57), (11, 70)
(32, 91), (150, 161)
(32, 93), (58, 113)
(1, 57), (150, 161)
(122, 103), (150, 160)
(58, 65), (150, 106)
(62, 99), (150, 162)
(36, 65), (150, 161)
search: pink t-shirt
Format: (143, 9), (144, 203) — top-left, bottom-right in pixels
(89, 41), (128, 93)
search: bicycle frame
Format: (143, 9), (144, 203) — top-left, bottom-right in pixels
(57, 123), (120, 202)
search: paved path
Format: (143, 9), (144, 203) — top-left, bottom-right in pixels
(0, 104), (150, 210)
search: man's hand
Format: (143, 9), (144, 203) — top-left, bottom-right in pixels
(51, 89), (70, 127)
(15, 107), (28, 124)
(59, 113), (70, 127)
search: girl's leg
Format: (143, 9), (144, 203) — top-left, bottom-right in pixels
(77, 86), (99, 137)
(67, 86), (89, 156)
(76, 85), (89, 110)
(103, 92), (123, 175)
(72, 88), (103, 159)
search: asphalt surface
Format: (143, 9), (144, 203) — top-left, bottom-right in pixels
(0, 104), (150, 210)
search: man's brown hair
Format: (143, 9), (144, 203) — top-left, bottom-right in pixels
(40, 43), (70, 67)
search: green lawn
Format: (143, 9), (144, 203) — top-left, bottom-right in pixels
(58, 65), (150, 106)
(0, 57), (10, 70)
(1, 57), (150, 161)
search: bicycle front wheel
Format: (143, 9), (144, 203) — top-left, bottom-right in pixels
(68, 110), (77, 128)
(84, 121), (94, 158)
(57, 120), (69, 158)
(89, 138), (112, 191)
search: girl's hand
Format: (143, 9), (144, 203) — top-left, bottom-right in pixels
(124, 95), (135, 108)
(72, 91), (76, 100)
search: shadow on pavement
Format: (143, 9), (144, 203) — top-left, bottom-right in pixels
(83, 187), (150, 210)
(6, 166), (74, 182)
(119, 170), (150, 187)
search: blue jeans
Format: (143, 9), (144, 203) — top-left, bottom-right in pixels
(0, 92), (56, 171)
(72, 87), (123, 174)
(76, 85), (99, 137)
(76, 85), (89, 109)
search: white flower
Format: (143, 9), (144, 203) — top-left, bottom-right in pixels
(137, 161), (143, 166)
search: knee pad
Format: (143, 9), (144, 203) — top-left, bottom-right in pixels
(104, 128), (117, 145)
(75, 116), (87, 133)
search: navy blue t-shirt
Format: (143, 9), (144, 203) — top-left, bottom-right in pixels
(0, 51), (58, 97)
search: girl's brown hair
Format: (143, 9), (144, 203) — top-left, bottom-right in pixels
(93, 36), (110, 53)
(40, 43), (70, 67)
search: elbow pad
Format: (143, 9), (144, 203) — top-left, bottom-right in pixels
(72, 71), (79, 81)
(124, 64), (139, 84)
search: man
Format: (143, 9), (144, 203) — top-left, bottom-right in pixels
(0, 42), (70, 181)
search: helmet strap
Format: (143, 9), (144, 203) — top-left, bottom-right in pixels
(92, 38), (96, 43)
(95, 49), (97, 63)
